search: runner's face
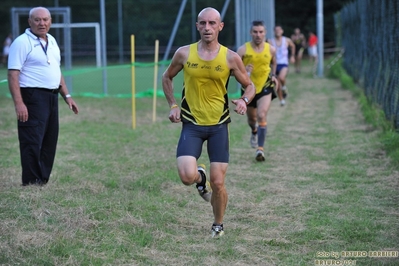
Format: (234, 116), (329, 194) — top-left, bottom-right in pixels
(29, 8), (52, 38)
(196, 10), (223, 43)
(274, 26), (283, 37)
(251, 25), (266, 45)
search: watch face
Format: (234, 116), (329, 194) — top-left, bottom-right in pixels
(244, 97), (249, 103)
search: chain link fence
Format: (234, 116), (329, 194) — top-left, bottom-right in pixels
(337, 0), (399, 129)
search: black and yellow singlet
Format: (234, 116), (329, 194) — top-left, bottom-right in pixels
(242, 42), (273, 94)
(181, 42), (231, 126)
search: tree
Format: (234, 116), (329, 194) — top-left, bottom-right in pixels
(275, 0), (353, 44)
(0, 0), (352, 61)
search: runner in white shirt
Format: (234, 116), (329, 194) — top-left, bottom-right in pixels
(2, 33), (12, 66)
(268, 25), (295, 106)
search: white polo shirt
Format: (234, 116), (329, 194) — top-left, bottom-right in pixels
(8, 28), (62, 89)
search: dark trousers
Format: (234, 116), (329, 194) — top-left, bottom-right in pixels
(18, 88), (59, 185)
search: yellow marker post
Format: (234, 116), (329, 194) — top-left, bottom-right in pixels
(152, 40), (159, 123)
(131, 35), (136, 129)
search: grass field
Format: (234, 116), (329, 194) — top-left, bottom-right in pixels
(0, 63), (398, 265)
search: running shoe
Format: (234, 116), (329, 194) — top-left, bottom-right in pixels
(196, 164), (212, 202)
(282, 86), (288, 98)
(250, 133), (258, 148)
(255, 149), (265, 162)
(211, 224), (224, 238)
(280, 99), (286, 106)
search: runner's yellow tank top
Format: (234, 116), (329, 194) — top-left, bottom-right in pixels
(181, 42), (231, 125)
(242, 42), (272, 94)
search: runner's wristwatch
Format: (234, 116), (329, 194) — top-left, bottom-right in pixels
(241, 96), (249, 105)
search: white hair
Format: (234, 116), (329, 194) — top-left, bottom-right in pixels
(29, 7), (51, 19)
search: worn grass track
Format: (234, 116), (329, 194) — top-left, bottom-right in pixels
(0, 64), (398, 265)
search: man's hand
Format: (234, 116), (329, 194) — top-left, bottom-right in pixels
(272, 76), (279, 90)
(15, 102), (28, 122)
(245, 64), (254, 75)
(231, 98), (247, 115)
(66, 98), (79, 114)
(168, 106), (181, 123)
(290, 55), (295, 64)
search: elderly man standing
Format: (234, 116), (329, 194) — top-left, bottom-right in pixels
(8, 7), (79, 186)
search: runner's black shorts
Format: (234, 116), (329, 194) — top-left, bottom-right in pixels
(176, 122), (229, 163)
(241, 76), (276, 108)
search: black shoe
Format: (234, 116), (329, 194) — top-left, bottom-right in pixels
(196, 164), (212, 202)
(255, 149), (265, 162)
(211, 223), (224, 238)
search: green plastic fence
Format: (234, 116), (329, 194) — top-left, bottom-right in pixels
(0, 60), (241, 99)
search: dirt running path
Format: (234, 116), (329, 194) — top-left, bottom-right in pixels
(221, 64), (399, 264)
